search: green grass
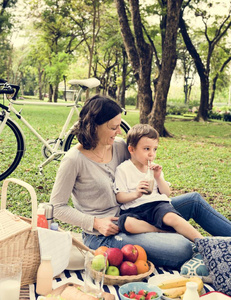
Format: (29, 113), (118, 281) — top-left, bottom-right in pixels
(1, 103), (230, 233)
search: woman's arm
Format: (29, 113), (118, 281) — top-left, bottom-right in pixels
(50, 152), (95, 232)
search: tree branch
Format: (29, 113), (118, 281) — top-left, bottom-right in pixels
(114, 0), (140, 79)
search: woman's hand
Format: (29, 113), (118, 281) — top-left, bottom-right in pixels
(94, 216), (119, 236)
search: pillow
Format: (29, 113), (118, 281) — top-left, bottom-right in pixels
(195, 237), (231, 296)
(180, 252), (210, 277)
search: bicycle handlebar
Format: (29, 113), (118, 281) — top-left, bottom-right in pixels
(0, 79), (20, 100)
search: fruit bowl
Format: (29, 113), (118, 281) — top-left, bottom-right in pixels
(119, 282), (162, 300)
(91, 260), (155, 286)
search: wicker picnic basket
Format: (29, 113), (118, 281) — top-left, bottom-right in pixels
(90, 260), (155, 286)
(0, 178), (40, 286)
(0, 178), (94, 287)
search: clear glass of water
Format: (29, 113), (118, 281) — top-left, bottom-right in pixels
(84, 251), (108, 299)
(0, 257), (22, 300)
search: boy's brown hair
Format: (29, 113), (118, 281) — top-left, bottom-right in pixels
(127, 124), (159, 148)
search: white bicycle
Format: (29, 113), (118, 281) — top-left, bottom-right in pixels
(0, 78), (131, 181)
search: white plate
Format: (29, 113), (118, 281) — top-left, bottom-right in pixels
(200, 291), (231, 300)
(148, 274), (206, 300)
(148, 274), (183, 300)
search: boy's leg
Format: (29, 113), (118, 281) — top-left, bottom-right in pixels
(163, 212), (203, 242)
(118, 214), (166, 234)
(124, 216), (165, 233)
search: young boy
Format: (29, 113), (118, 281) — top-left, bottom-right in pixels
(114, 124), (203, 242)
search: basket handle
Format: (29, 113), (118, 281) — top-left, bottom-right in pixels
(1, 178), (37, 231)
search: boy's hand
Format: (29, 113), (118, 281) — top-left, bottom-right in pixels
(150, 163), (162, 179)
(136, 180), (149, 197)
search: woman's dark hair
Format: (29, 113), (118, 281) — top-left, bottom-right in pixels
(127, 124), (159, 148)
(72, 95), (122, 149)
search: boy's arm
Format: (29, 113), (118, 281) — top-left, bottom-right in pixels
(116, 180), (149, 203)
(151, 164), (171, 197)
(155, 176), (171, 197)
(116, 191), (139, 203)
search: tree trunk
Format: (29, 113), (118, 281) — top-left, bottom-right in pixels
(195, 76), (209, 121)
(38, 66), (44, 101)
(209, 56), (231, 110)
(137, 78), (153, 124)
(115, 0), (153, 124)
(48, 84), (53, 102)
(120, 49), (127, 108)
(53, 84), (58, 103)
(179, 15), (210, 121)
(149, 0), (182, 136)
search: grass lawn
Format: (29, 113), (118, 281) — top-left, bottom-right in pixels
(1, 102), (230, 233)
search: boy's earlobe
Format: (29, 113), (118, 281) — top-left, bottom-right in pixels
(128, 145), (134, 153)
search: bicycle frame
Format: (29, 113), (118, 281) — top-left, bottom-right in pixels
(0, 86), (84, 171)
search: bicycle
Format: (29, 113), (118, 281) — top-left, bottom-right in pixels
(0, 78), (131, 181)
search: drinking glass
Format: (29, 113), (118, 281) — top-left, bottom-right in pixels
(84, 251), (108, 299)
(0, 257), (22, 300)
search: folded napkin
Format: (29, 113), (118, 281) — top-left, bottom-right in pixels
(37, 228), (72, 277)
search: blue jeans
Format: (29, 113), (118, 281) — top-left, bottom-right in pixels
(83, 192), (231, 268)
(171, 192), (231, 237)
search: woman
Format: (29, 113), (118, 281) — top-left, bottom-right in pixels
(50, 95), (231, 269)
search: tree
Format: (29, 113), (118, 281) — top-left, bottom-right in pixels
(65, 0), (124, 99)
(149, 0), (183, 136)
(0, 38), (12, 79)
(176, 39), (196, 104)
(115, 0), (183, 136)
(45, 52), (72, 102)
(115, 0), (153, 124)
(0, 0), (17, 34)
(27, 39), (48, 100)
(179, 1), (231, 121)
(0, 0), (18, 79)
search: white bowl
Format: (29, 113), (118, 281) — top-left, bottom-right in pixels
(119, 281), (162, 300)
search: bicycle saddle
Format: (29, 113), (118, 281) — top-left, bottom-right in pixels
(68, 78), (100, 89)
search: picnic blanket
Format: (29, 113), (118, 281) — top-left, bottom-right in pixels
(28, 266), (216, 300)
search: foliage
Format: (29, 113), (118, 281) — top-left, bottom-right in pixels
(45, 52), (72, 85)
(167, 103), (231, 122)
(167, 105), (190, 116)
(0, 0), (17, 34)
(1, 0), (231, 129)
(208, 106), (231, 122)
(125, 96), (136, 106)
(0, 39), (12, 79)
(0, 104), (230, 234)
(180, 0), (231, 120)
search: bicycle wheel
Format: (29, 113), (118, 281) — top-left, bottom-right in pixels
(0, 115), (25, 181)
(64, 119), (131, 151)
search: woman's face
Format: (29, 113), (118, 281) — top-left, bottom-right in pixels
(96, 114), (122, 146)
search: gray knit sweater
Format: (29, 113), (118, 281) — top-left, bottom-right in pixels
(50, 137), (129, 235)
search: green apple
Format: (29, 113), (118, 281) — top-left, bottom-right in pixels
(106, 266), (120, 276)
(91, 254), (108, 272)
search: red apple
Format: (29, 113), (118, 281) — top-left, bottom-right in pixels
(121, 244), (138, 262)
(120, 261), (138, 276)
(106, 248), (123, 267)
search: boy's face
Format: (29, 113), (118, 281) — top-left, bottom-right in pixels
(128, 136), (158, 166)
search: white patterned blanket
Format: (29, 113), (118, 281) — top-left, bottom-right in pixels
(29, 266), (215, 299)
